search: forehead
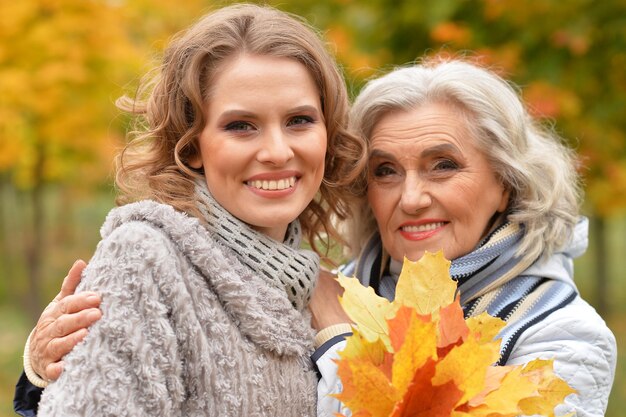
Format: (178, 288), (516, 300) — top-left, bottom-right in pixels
(202, 53), (323, 119)
(210, 54), (319, 97)
(369, 102), (477, 155)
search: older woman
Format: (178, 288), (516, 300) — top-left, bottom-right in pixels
(312, 58), (616, 417)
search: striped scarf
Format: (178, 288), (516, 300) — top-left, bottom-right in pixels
(345, 220), (584, 365)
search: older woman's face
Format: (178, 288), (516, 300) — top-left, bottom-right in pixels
(367, 102), (509, 262)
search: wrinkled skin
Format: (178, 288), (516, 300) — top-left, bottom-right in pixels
(29, 260), (102, 381)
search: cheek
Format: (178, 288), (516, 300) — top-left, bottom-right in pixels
(298, 132), (327, 171)
(314, 146), (327, 171)
(313, 137), (328, 168)
(367, 186), (392, 226)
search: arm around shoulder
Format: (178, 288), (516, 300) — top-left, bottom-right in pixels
(37, 221), (186, 417)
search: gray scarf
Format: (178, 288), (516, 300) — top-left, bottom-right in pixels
(195, 180), (319, 311)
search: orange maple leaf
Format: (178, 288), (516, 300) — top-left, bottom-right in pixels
(437, 295), (469, 348)
(389, 307), (438, 394)
(390, 359), (464, 417)
(335, 358), (398, 417)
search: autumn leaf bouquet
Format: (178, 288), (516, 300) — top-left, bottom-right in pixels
(333, 251), (575, 417)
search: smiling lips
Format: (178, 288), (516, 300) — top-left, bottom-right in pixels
(399, 221), (446, 240)
(246, 176), (297, 191)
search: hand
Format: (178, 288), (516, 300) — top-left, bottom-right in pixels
(309, 269), (352, 331)
(29, 260), (102, 381)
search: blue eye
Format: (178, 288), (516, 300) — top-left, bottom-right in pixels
(225, 121), (254, 131)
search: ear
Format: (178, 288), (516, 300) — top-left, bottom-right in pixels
(187, 139), (203, 169)
(188, 153), (203, 169)
(497, 187), (511, 212)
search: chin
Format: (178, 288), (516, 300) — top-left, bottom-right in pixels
(397, 250), (426, 262)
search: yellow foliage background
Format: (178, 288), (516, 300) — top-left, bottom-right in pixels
(0, 1), (624, 415)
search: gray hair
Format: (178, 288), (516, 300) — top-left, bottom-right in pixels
(346, 58), (582, 265)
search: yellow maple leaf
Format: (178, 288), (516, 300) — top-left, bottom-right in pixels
(432, 335), (501, 405)
(394, 252), (456, 315)
(466, 365), (511, 407)
(338, 326), (386, 366)
(337, 273), (395, 349)
(518, 359), (577, 417)
(466, 312), (506, 344)
(466, 365), (539, 417)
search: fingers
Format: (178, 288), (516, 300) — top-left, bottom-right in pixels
(309, 270), (351, 331)
(42, 323), (90, 381)
(45, 361), (65, 381)
(49, 307), (102, 339)
(44, 327), (89, 368)
(28, 260), (100, 380)
(54, 292), (101, 317)
(29, 294), (102, 378)
(314, 269), (345, 299)
(39, 291), (101, 331)
(57, 259), (88, 300)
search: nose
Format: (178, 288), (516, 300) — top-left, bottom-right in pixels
(256, 128), (294, 166)
(399, 172), (432, 213)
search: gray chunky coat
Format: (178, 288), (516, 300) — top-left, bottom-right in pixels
(38, 200), (318, 417)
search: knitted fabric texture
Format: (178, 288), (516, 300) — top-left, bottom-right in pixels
(344, 219), (585, 365)
(37, 194), (319, 417)
(195, 180), (318, 311)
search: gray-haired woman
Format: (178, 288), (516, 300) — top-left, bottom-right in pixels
(311, 58), (616, 417)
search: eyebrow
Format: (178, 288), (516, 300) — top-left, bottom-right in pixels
(219, 104), (321, 120)
(369, 148), (396, 161)
(369, 142), (461, 160)
(288, 105), (321, 114)
(421, 143), (461, 158)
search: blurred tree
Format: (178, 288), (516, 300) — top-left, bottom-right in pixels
(1, 0), (623, 316)
(0, 0), (133, 318)
(0, 0), (206, 318)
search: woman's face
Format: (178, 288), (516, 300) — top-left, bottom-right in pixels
(192, 54), (327, 241)
(367, 102), (510, 262)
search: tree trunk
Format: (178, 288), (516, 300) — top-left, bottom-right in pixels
(0, 177), (11, 298)
(592, 215), (608, 317)
(24, 148), (45, 322)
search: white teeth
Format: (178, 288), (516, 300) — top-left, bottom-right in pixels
(247, 177), (296, 191)
(402, 222), (444, 232)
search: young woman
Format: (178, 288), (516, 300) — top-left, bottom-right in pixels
(18, 4), (364, 416)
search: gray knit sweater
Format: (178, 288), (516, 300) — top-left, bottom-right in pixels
(37, 199), (318, 416)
